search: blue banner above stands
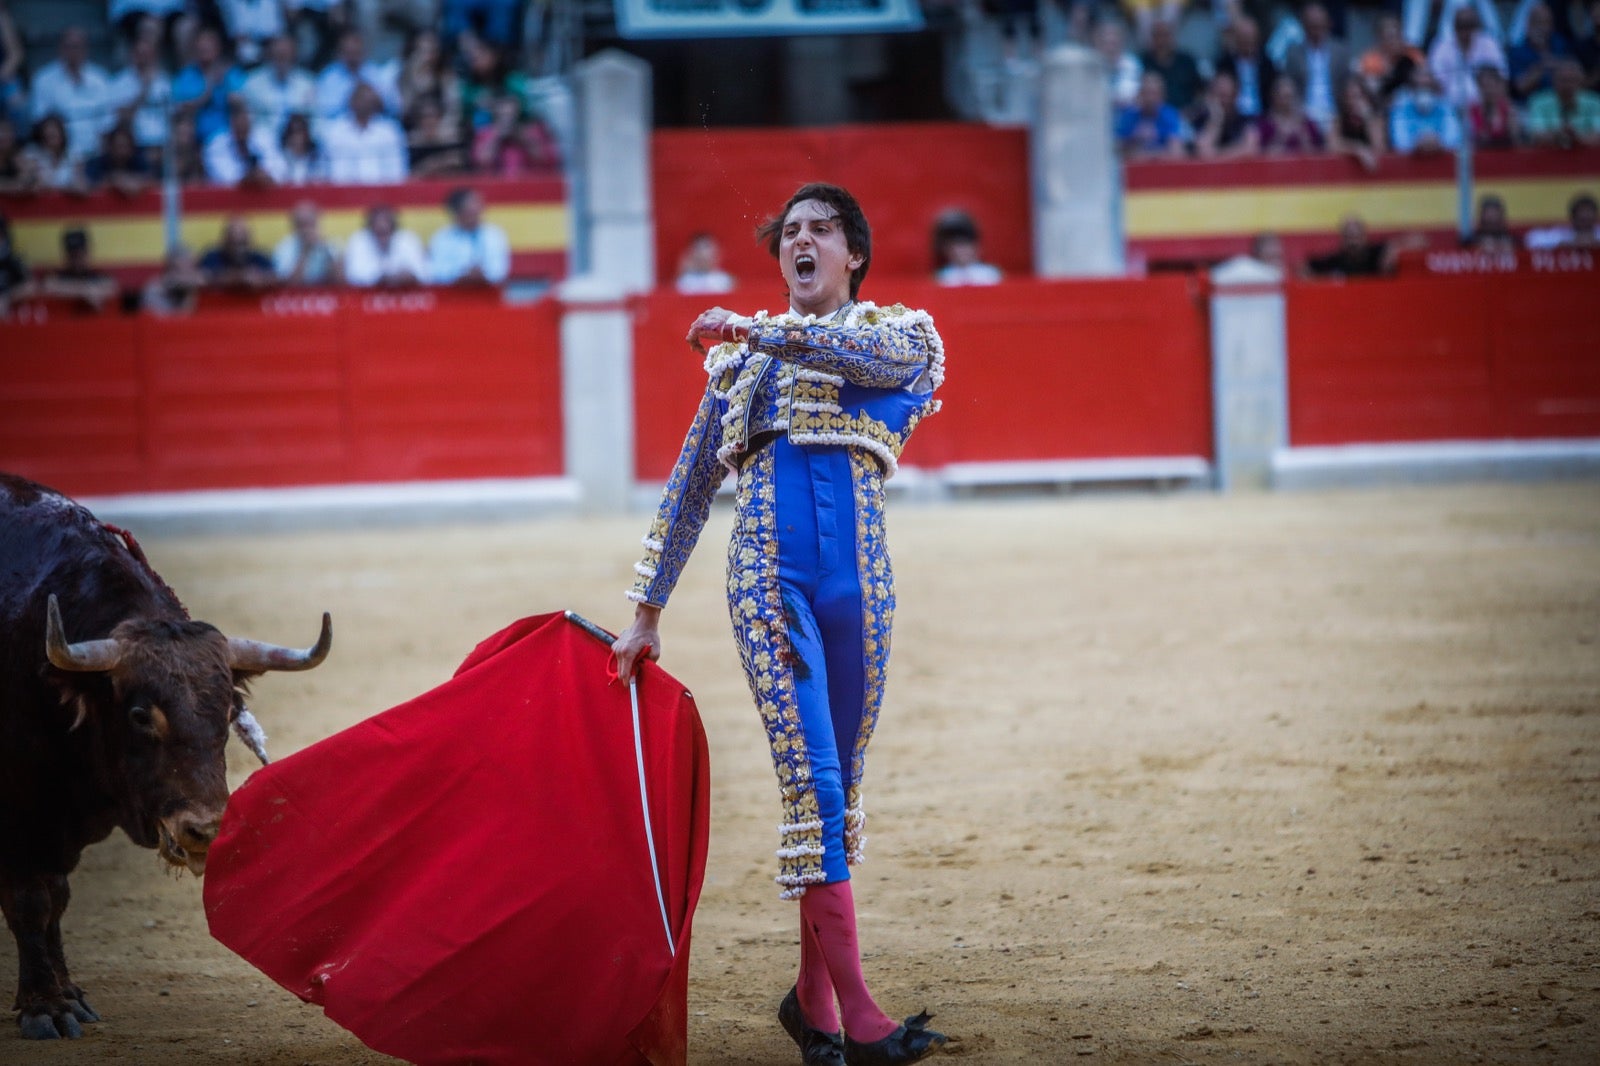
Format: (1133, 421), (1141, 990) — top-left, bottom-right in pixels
(614, 0), (924, 38)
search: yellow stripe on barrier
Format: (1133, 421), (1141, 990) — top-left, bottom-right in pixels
(1125, 175), (1598, 237)
(12, 202), (568, 268)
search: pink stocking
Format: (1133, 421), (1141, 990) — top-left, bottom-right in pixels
(797, 914), (840, 1033)
(798, 880), (898, 1042)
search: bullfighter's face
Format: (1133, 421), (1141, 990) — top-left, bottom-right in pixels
(779, 198), (862, 319)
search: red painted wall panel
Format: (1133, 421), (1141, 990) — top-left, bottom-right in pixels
(0, 292), (563, 497)
(633, 277), (1213, 482)
(651, 124), (1033, 288)
(1286, 274), (1600, 445)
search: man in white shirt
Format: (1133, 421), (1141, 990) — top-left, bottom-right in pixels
(314, 29), (401, 122)
(221, 0), (286, 66)
(242, 35), (315, 135)
(272, 201), (341, 285)
(107, 32), (173, 153)
(204, 100), (281, 186)
(31, 27), (114, 160)
(1429, 6), (1509, 108)
(427, 187), (510, 285)
(323, 81), (408, 183)
(344, 203), (429, 287)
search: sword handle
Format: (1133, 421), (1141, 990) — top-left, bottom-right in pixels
(563, 610), (618, 647)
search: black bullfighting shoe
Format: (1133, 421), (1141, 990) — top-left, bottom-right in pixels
(843, 1011), (947, 1065)
(779, 985), (847, 1066)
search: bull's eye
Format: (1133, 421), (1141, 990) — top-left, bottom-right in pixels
(129, 705), (157, 734)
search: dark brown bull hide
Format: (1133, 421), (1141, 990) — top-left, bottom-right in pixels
(0, 474), (330, 1040)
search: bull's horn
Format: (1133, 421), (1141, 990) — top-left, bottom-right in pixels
(226, 613), (333, 672)
(45, 594), (123, 672)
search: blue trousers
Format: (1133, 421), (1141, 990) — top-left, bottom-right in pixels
(727, 436), (895, 898)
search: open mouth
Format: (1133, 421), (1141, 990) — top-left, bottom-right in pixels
(794, 254), (816, 282)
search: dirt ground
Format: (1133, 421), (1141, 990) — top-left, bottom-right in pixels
(4, 481), (1599, 1066)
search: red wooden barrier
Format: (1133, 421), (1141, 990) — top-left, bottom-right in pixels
(633, 277), (1213, 481)
(1286, 273), (1600, 446)
(0, 290), (563, 497)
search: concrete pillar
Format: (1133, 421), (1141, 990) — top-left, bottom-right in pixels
(573, 50), (654, 294)
(558, 275), (634, 512)
(1208, 256), (1288, 491)
(784, 36), (851, 124)
(1031, 45), (1122, 277)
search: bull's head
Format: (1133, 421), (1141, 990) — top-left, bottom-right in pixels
(44, 594), (331, 875)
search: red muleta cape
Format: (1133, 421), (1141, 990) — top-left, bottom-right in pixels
(204, 612), (710, 1066)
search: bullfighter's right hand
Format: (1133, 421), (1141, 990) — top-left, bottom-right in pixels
(612, 603), (662, 682)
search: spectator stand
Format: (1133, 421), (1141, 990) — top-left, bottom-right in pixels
(2, 175), (567, 290)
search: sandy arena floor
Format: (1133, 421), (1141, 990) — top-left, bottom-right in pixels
(4, 481), (1598, 1065)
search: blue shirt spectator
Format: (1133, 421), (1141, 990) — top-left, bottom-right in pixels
(173, 27), (247, 143)
(1390, 76), (1465, 152)
(1115, 73), (1189, 159)
(314, 30), (402, 122)
(1507, 3), (1571, 102)
(428, 187), (510, 285)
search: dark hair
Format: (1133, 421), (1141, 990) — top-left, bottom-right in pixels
(34, 112), (67, 148)
(756, 182), (871, 299)
(1571, 192), (1599, 219)
(445, 185), (477, 215)
(280, 112), (317, 153)
(930, 209), (981, 271)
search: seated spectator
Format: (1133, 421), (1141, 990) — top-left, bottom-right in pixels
(1282, 3), (1350, 127)
(314, 29), (402, 122)
(141, 243), (205, 316)
(86, 123), (155, 196)
(472, 95), (560, 178)
(285, 0), (346, 69)
(443, 0), (525, 52)
(31, 27), (115, 163)
(460, 35), (533, 130)
(205, 100), (280, 187)
(174, 27), (249, 144)
(1116, 73), (1189, 159)
(0, 1), (26, 131)
(168, 113), (209, 185)
(1214, 15), (1276, 118)
(1465, 194), (1517, 252)
(343, 202), (428, 287)
(1469, 64), (1522, 147)
(1191, 71), (1260, 159)
(1576, 0), (1600, 89)
(1526, 191), (1599, 247)
(0, 116), (39, 194)
(1406, 0), (1504, 50)
(1140, 19), (1202, 112)
(273, 200), (341, 285)
(1302, 215), (1400, 278)
(1359, 14), (1424, 102)
(39, 226), (118, 311)
(242, 34), (316, 134)
(221, 0), (287, 67)
(675, 231), (736, 294)
(0, 211), (31, 314)
(1123, 0), (1184, 45)
(1330, 79), (1387, 171)
(1526, 58), (1600, 145)
(22, 115), (87, 193)
(324, 81), (408, 183)
(1430, 7), (1508, 110)
(1390, 69), (1465, 153)
(108, 30), (173, 162)
(931, 211), (1002, 286)
(399, 28), (462, 129)
(1257, 79), (1327, 155)
(109, 1), (185, 55)
(1092, 19), (1142, 109)
(200, 215), (276, 289)
(427, 186), (509, 285)
(267, 111), (329, 184)
(407, 94), (469, 177)
(1509, 2), (1571, 101)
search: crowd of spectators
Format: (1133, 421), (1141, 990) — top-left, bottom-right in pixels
(0, 181), (510, 315)
(0, 1), (562, 197)
(1104, 0), (1600, 162)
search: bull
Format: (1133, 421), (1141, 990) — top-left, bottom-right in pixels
(0, 473), (331, 1040)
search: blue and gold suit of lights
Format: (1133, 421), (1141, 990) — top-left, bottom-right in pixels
(630, 302), (945, 898)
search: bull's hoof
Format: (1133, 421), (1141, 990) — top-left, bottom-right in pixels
(19, 1008), (83, 1039)
(67, 995), (100, 1024)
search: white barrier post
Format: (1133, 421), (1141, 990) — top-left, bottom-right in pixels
(558, 276), (635, 513)
(1031, 45), (1122, 277)
(573, 50), (654, 294)
(1208, 256), (1288, 491)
